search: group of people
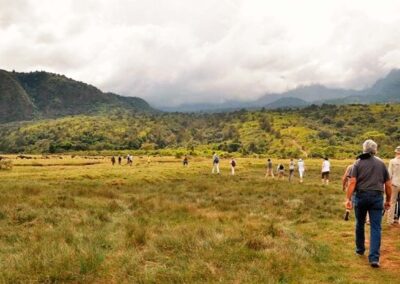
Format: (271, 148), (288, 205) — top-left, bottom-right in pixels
(343, 140), (400, 268)
(111, 155), (132, 166)
(265, 157), (330, 184)
(108, 141), (399, 268)
(210, 153), (236, 176)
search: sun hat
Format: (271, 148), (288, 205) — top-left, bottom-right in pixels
(395, 146), (400, 153)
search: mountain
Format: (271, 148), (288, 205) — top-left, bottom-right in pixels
(324, 69), (400, 104)
(0, 69), (154, 123)
(0, 70), (36, 122)
(363, 69), (400, 102)
(264, 97), (309, 109)
(161, 69), (400, 112)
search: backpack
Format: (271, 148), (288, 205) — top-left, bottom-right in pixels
(214, 157), (219, 164)
(231, 160), (236, 167)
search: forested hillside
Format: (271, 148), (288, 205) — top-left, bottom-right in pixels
(0, 70), (154, 122)
(0, 104), (398, 158)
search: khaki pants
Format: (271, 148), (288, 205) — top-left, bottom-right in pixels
(387, 185), (400, 224)
(265, 168), (274, 177)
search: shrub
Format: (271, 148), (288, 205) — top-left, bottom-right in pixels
(318, 130), (332, 139)
(0, 159), (13, 170)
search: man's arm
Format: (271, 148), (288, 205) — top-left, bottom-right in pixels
(384, 180), (392, 210)
(342, 166), (351, 191)
(346, 177), (357, 209)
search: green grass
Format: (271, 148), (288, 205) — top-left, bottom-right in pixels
(0, 156), (399, 283)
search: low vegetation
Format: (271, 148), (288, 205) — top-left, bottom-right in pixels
(0, 156), (399, 283)
(0, 104), (399, 159)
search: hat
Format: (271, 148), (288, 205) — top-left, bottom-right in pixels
(395, 146), (400, 153)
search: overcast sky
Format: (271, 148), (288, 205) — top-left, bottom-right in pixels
(1, 0), (400, 107)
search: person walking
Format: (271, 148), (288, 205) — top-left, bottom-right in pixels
(387, 146), (400, 225)
(321, 157), (331, 185)
(183, 155), (189, 167)
(265, 159), (274, 178)
(111, 156), (116, 166)
(127, 154), (133, 166)
(346, 139), (392, 268)
(118, 156), (122, 165)
(230, 158), (236, 176)
(298, 158), (305, 183)
(288, 159), (295, 182)
(277, 163), (285, 180)
(212, 152), (220, 174)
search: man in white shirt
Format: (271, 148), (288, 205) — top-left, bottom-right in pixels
(298, 159), (305, 183)
(387, 146), (400, 225)
(321, 157), (331, 185)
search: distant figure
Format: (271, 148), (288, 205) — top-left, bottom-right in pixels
(127, 154), (133, 166)
(265, 159), (274, 178)
(118, 156), (122, 165)
(147, 155), (152, 164)
(288, 159), (295, 182)
(111, 156), (116, 166)
(387, 146), (400, 225)
(321, 157), (331, 185)
(183, 155), (189, 167)
(298, 158), (305, 183)
(277, 164), (285, 180)
(212, 152), (220, 174)
(230, 158), (236, 175)
(346, 139), (392, 268)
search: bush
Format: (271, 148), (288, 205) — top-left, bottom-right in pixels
(0, 159), (13, 170)
(318, 130), (332, 139)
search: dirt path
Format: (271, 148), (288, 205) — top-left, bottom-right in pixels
(379, 225), (400, 270)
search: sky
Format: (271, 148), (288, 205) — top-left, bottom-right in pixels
(1, 0), (400, 107)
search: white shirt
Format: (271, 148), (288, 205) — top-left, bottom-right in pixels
(298, 160), (305, 171)
(322, 160), (330, 172)
(388, 157), (400, 187)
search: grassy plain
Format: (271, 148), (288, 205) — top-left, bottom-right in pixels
(0, 156), (399, 283)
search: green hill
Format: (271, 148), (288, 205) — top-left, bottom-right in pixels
(0, 70), (36, 122)
(0, 70), (154, 122)
(0, 104), (398, 158)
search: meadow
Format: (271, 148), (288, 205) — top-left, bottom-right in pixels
(0, 156), (399, 283)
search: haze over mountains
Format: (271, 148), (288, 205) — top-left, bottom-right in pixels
(1, 68), (400, 123)
(161, 69), (400, 112)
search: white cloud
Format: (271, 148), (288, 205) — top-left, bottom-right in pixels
(1, 0), (400, 106)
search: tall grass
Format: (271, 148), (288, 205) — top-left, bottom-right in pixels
(0, 156), (398, 283)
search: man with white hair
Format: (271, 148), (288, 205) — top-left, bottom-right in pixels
(387, 146), (400, 225)
(346, 139), (392, 268)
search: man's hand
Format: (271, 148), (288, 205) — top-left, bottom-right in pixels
(384, 201), (391, 211)
(346, 199), (353, 210)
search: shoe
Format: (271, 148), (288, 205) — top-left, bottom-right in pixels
(370, 262), (380, 268)
(355, 252), (364, 256)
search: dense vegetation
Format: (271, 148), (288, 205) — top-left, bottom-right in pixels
(0, 70), (153, 123)
(0, 104), (398, 158)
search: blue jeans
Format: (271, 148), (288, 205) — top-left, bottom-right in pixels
(354, 191), (384, 263)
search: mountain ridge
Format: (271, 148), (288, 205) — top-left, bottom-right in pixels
(0, 69), (154, 123)
(160, 69), (400, 112)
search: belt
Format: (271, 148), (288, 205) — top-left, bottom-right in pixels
(356, 190), (383, 196)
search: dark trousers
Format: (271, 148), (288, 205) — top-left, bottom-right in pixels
(353, 191), (384, 263)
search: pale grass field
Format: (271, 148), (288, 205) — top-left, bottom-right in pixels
(0, 155), (399, 283)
